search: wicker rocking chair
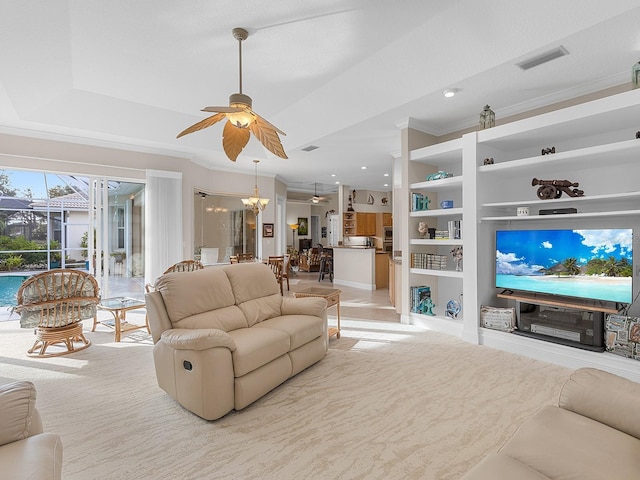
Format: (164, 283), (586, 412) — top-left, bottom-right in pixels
(16, 269), (100, 357)
(145, 260), (204, 293)
(163, 259), (204, 274)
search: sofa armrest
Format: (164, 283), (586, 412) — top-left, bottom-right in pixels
(0, 381), (41, 447)
(0, 433), (63, 480)
(145, 291), (173, 344)
(160, 328), (236, 351)
(558, 367), (640, 439)
(281, 297), (328, 318)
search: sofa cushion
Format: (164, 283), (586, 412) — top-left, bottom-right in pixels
(499, 405), (640, 479)
(238, 294), (284, 327)
(558, 367), (640, 439)
(254, 315), (324, 350)
(228, 328), (291, 377)
(155, 268), (237, 325)
(0, 381), (37, 447)
(171, 305), (248, 332)
(461, 452), (550, 480)
(223, 263), (280, 302)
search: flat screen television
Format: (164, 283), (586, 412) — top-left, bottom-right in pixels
(496, 228), (633, 304)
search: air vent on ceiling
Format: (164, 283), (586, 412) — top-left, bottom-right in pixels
(517, 46), (569, 71)
(302, 145), (319, 152)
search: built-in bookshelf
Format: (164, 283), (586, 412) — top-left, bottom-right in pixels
(401, 88), (640, 382)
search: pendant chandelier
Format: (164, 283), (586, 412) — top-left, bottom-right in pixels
(242, 160), (269, 215)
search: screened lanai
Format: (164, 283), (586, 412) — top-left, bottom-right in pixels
(0, 169), (145, 309)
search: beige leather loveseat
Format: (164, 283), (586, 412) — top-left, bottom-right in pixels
(461, 367), (640, 479)
(145, 262), (328, 420)
(0, 381), (63, 480)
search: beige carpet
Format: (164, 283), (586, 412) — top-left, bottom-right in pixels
(0, 315), (571, 480)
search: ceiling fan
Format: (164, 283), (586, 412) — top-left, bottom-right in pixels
(177, 27), (287, 161)
(310, 183), (326, 204)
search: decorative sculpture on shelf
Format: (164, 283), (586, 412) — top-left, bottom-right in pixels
(425, 171), (453, 181)
(541, 146), (556, 155)
(446, 299), (461, 319)
(483, 157), (494, 165)
(347, 194), (354, 212)
(422, 297), (436, 316)
(451, 246), (463, 272)
(532, 178), (584, 199)
(418, 222), (428, 239)
(636, 131), (640, 139)
(381, 196), (388, 205)
(479, 105), (495, 129)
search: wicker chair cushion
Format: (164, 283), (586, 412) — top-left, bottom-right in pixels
(18, 272), (99, 329)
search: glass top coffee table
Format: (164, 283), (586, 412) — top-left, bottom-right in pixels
(94, 297), (149, 342)
(293, 287), (341, 339)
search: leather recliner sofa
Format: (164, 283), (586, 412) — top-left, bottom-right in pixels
(461, 367), (640, 479)
(0, 381), (63, 480)
(145, 262), (328, 420)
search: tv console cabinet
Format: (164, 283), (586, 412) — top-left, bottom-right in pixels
(497, 293), (610, 352)
(400, 87), (640, 382)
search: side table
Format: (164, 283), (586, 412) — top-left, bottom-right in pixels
(294, 287), (341, 339)
(94, 297), (149, 342)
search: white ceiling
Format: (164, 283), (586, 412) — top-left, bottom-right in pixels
(1, 0), (640, 196)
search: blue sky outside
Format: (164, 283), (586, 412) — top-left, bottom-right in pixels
(496, 229), (633, 276)
(1, 170), (78, 199)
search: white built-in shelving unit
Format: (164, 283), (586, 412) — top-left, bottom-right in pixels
(401, 88), (640, 382)
(406, 137), (466, 335)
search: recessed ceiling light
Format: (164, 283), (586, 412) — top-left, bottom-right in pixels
(361, 166), (367, 170)
(383, 173), (389, 177)
(335, 181), (340, 185)
(443, 88), (458, 98)
(331, 174), (336, 177)
(383, 184), (389, 187)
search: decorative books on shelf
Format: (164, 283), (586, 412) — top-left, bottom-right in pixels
(411, 192), (430, 211)
(410, 286), (432, 314)
(411, 253), (448, 270)
(448, 220), (461, 240)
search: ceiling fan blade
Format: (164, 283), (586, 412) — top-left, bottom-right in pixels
(202, 106), (243, 113)
(249, 115), (288, 159)
(222, 121), (250, 162)
(249, 109), (286, 136)
(177, 112), (226, 138)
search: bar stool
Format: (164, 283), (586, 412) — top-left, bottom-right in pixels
(318, 250), (333, 282)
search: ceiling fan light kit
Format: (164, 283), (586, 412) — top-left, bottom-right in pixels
(177, 27), (288, 161)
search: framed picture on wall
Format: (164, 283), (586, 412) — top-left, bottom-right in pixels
(297, 217), (308, 236)
(263, 223), (274, 238)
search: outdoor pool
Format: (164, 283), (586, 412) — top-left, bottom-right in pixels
(0, 275), (30, 307)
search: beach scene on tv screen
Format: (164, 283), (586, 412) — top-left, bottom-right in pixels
(496, 229), (633, 303)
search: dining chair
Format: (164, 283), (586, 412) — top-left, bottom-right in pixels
(267, 256), (285, 295)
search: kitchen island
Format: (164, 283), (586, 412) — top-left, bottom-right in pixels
(333, 247), (388, 290)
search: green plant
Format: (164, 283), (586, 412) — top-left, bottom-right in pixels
(49, 240), (62, 262)
(80, 231), (89, 258)
(5, 255), (24, 271)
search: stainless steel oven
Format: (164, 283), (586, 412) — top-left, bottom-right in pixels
(383, 226), (392, 252)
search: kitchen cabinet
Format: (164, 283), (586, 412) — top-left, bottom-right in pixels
(343, 212), (376, 236)
(375, 252), (389, 289)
